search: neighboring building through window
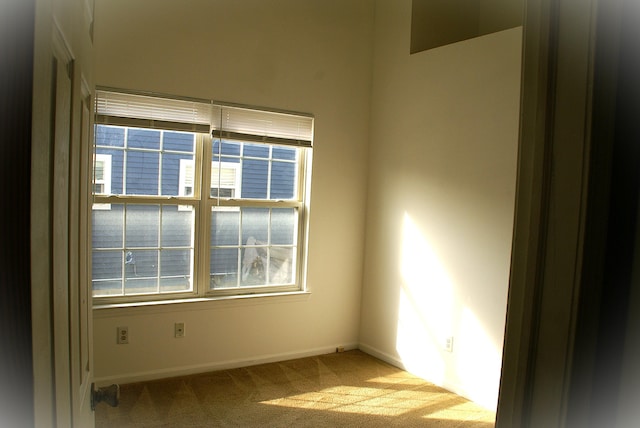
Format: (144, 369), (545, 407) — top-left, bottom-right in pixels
(91, 89), (313, 303)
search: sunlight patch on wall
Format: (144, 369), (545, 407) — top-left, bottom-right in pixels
(396, 212), (453, 384)
(455, 306), (502, 409)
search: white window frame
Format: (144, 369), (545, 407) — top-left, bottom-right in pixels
(92, 88), (313, 305)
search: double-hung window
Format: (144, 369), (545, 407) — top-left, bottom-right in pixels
(91, 89), (313, 303)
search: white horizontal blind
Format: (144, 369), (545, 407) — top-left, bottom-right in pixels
(211, 106), (314, 147)
(95, 88), (314, 147)
(95, 89), (212, 132)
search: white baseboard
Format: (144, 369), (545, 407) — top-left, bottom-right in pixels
(357, 342), (407, 370)
(94, 342), (359, 386)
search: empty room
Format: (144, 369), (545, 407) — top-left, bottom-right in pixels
(89, 0), (521, 425)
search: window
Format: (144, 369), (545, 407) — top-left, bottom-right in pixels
(92, 89), (313, 303)
(93, 154), (111, 195)
(179, 159), (241, 198)
(92, 154), (112, 210)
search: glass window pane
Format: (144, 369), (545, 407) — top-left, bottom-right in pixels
(161, 249), (191, 276)
(92, 204), (124, 248)
(128, 128), (160, 150)
(125, 151), (159, 195)
(210, 248), (239, 288)
(92, 280), (122, 297)
(244, 143), (269, 158)
(96, 149), (123, 194)
(241, 159), (268, 198)
(270, 161), (296, 199)
(92, 250), (122, 280)
(162, 205), (194, 247)
(125, 205), (159, 248)
(241, 208), (269, 245)
(271, 208), (296, 245)
(125, 278), (157, 295)
(162, 153), (195, 196)
(241, 245), (266, 286)
(163, 131), (195, 152)
(124, 249), (157, 279)
(273, 146), (296, 161)
(211, 208), (240, 246)
(213, 140), (241, 157)
(160, 276), (191, 293)
(268, 247), (294, 285)
(95, 125), (125, 147)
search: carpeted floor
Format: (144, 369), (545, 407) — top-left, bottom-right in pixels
(95, 350), (495, 427)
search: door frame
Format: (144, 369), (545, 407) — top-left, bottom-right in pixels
(496, 0), (625, 426)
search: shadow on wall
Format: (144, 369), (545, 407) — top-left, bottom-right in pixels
(396, 212), (502, 409)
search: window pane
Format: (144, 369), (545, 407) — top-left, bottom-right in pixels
(92, 280), (122, 297)
(95, 125), (124, 147)
(213, 140), (241, 157)
(95, 161), (105, 180)
(268, 247), (294, 285)
(162, 153), (195, 196)
(96, 149), (123, 194)
(92, 250), (122, 280)
(241, 159), (268, 198)
(162, 205), (194, 247)
(273, 146), (296, 160)
(244, 143), (269, 158)
(128, 128), (160, 150)
(92, 204), (124, 248)
(211, 208), (240, 246)
(271, 208), (296, 245)
(161, 249), (192, 276)
(126, 151), (160, 195)
(125, 278), (157, 295)
(124, 250), (157, 280)
(210, 248), (239, 288)
(163, 131), (195, 152)
(241, 244), (266, 286)
(125, 205), (159, 248)
(160, 249), (192, 293)
(270, 161), (296, 199)
(241, 208), (269, 244)
(160, 276), (191, 293)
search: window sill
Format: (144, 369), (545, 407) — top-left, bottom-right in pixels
(92, 290), (312, 317)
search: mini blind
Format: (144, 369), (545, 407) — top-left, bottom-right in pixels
(95, 89), (212, 133)
(95, 88), (314, 147)
(211, 105), (313, 148)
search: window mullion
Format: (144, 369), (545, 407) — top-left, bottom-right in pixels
(122, 127), (129, 195)
(121, 203), (127, 295)
(198, 133), (212, 297)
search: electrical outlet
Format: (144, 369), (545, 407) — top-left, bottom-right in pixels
(444, 336), (454, 352)
(117, 326), (129, 344)
(175, 322), (185, 338)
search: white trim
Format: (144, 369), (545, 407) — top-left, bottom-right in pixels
(93, 342), (357, 386)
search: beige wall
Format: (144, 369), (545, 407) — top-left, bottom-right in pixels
(359, 0), (521, 409)
(92, 0), (374, 384)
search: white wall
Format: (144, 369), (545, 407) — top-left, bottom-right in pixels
(359, 0), (521, 410)
(92, 0), (374, 384)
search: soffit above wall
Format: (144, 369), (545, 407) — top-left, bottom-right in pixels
(411, 0), (524, 54)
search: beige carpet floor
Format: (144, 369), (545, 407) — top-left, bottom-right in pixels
(95, 350), (495, 427)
